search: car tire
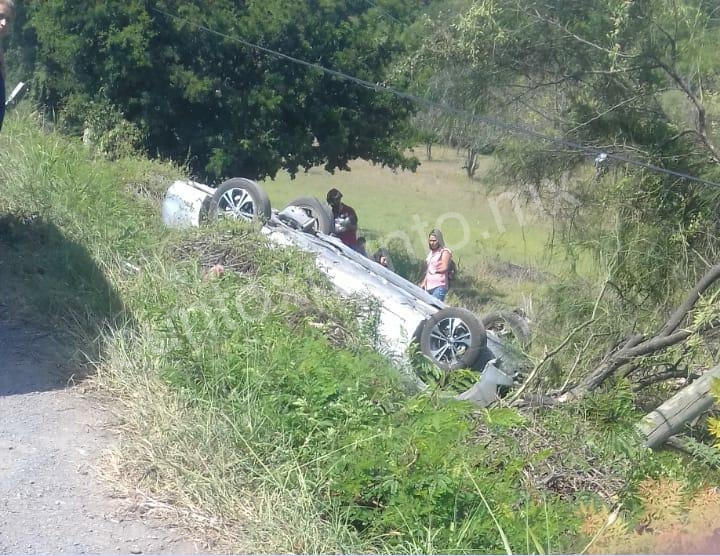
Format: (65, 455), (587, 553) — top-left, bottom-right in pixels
(285, 196), (334, 234)
(420, 307), (487, 371)
(209, 178), (271, 222)
(481, 310), (531, 348)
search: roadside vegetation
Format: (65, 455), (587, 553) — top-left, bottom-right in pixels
(3, 0), (720, 552)
(3, 109), (720, 553)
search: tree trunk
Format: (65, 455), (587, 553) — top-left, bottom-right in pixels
(465, 148), (478, 178)
(636, 365), (720, 449)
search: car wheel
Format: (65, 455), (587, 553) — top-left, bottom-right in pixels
(209, 178), (271, 222)
(420, 307), (487, 371)
(481, 310), (531, 348)
(285, 197), (334, 234)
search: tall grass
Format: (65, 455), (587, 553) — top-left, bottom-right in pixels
(3, 109), (692, 554)
(94, 324), (370, 554)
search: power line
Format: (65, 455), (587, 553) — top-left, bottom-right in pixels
(150, 7), (720, 189)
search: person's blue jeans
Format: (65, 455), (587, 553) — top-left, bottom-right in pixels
(427, 286), (448, 301)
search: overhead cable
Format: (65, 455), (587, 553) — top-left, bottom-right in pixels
(151, 7), (720, 189)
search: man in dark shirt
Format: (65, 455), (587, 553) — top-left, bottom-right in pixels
(0, 0), (15, 132)
(326, 188), (359, 250)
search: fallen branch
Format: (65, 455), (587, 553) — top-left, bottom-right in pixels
(659, 263), (720, 337)
(507, 317), (596, 405)
(510, 272), (615, 404)
(631, 368), (699, 391)
(561, 263), (720, 401)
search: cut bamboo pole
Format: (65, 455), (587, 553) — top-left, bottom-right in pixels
(637, 365), (720, 449)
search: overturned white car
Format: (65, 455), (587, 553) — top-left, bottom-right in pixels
(161, 177), (531, 405)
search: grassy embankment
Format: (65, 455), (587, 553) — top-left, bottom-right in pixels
(1, 109), (702, 554)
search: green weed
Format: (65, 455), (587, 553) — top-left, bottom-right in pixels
(4, 111), (704, 555)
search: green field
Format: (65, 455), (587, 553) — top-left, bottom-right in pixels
(257, 146), (580, 311)
(261, 147), (551, 266)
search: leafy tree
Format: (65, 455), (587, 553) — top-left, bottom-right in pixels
(406, 0), (720, 305)
(24, 0), (421, 180)
(2, 0), (33, 89)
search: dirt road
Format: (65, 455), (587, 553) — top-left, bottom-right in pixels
(0, 316), (212, 554)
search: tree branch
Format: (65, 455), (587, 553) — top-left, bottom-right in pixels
(657, 61), (720, 164)
(658, 129), (697, 150)
(561, 268), (720, 401)
(532, 11), (640, 59)
(659, 263), (720, 336)
(582, 64), (662, 75)
(566, 95), (641, 134)
(632, 368), (700, 391)
(625, 329), (693, 358)
(507, 317), (597, 405)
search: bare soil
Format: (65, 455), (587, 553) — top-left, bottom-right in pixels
(0, 315), (216, 555)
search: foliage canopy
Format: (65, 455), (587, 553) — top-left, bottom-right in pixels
(21, 0), (421, 181)
(405, 0), (720, 304)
